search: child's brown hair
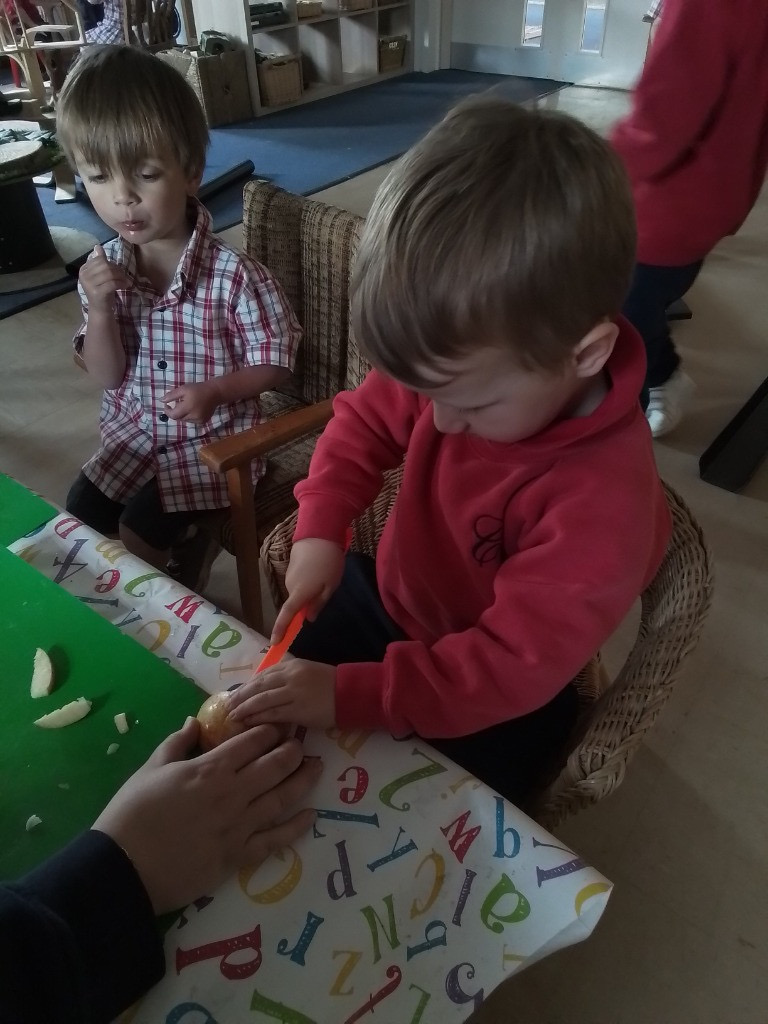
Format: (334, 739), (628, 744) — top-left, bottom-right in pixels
(56, 45), (209, 178)
(352, 95), (636, 385)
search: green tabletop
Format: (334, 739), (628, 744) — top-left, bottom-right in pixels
(0, 473), (58, 547)
(0, 534), (206, 880)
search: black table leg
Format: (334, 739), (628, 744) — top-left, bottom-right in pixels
(699, 376), (768, 491)
(0, 177), (57, 273)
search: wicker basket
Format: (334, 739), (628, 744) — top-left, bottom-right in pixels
(297, 0), (323, 16)
(338, 0), (372, 11)
(257, 54), (304, 106)
(157, 48), (253, 127)
(378, 34), (407, 72)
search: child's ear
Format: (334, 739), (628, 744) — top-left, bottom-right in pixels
(186, 167), (204, 195)
(572, 321), (618, 378)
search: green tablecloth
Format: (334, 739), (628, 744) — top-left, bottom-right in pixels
(0, 473), (58, 547)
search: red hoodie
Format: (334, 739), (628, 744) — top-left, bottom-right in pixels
(293, 321), (671, 739)
(611, 0), (768, 266)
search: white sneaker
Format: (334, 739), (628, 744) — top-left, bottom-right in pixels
(646, 369), (695, 438)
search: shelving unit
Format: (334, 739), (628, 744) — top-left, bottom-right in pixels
(188, 0), (413, 116)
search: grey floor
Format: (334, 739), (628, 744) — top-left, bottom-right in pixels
(3, 85), (767, 1023)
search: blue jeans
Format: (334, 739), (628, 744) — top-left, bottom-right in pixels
(622, 260), (703, 402)
(291, 553), (579, 805)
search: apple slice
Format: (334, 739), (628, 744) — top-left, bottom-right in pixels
(34, 697), (92, 729)
(114, 712), (130, 734)
(25, 814), (42, 832)
(30, 648), (55, 698)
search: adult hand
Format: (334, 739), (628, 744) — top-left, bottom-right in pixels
(227, 659), (337, 731)
(271, 538), (346, 643)
(79, 244), (129, 315)
(162, 380), (222, 423)
(92, 718), (322, 914)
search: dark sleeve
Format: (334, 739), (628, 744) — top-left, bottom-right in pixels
(0, 830), (165, 1024)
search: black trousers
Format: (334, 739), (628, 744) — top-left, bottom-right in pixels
(291, 553), (579, 806)
(622, 259), (704, 400)
(66, 473), (219, 551)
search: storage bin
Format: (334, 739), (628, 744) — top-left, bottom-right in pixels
(297, 0), (323, 17)
(257, 53), (304, 106)
(157, 48), (253, 127)
(378, 34), (407, 72)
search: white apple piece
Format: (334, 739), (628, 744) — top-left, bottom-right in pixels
(106, 743), (120, 755)
(25, 815), (42, 832)
(29, 648), (55, 698)
(34, 697), (92, 729)
(114, 712), (130, 734)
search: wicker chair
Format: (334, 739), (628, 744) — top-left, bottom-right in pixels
(199, 181), (366, 629)
(259, 480), (713, 829)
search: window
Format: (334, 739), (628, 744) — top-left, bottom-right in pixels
(581, 1), (608, 53)
(522, 0), (544, 47)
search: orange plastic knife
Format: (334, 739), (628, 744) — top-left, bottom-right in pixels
(255, 609), (306, 673)
(255, 527), (352, 673)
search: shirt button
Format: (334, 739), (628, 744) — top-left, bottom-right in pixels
(159, 413), (169, 422)
(157, 445), (167, 455)
(157, 359), (167, 369)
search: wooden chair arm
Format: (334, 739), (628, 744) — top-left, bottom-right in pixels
(199, 398), (335, 474)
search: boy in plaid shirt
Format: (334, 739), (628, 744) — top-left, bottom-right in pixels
(56, 45), (301, 588)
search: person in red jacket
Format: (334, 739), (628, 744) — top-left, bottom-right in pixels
(612, 0), (768, 436)
(227, 96), (672, 805)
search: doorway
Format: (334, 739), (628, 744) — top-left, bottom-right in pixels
(448, 0), (650, 89)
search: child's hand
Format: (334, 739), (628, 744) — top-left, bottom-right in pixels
(271, 538), (346, 643)
(163, 380), (223, 423)
(79, 244), (129, 315)
(227, 659), (337, 731)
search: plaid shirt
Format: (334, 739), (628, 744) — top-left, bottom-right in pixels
(84, 0), (124, 44)
(75, 200), (301, 513)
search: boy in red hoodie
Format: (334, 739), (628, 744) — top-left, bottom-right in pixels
(228, 97), (672, 804)
(612, 0), (768, 436)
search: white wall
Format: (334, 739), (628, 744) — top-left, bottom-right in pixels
(447, 0), (649, 89)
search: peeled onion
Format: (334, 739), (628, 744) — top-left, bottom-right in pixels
(197, 691), (246, 751)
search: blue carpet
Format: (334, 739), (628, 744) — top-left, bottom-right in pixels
(2, 69), (567, 319)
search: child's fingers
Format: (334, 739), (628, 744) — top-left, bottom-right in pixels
(231, 689), (292, 724)
(271, 598), (303, 644)
(162, 388), (184, 410)
(113, 265), (131, 289)
(89, 246), (129, 286)
(227, 670), (284, 717)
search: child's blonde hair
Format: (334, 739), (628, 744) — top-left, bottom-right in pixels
(352, 95), (636, 385)
(56, 45), (208, 177)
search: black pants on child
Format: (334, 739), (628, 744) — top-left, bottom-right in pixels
(290, 553), (579, 806)
(67, 472), (208, 550)
(622, 260), (704, 401)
